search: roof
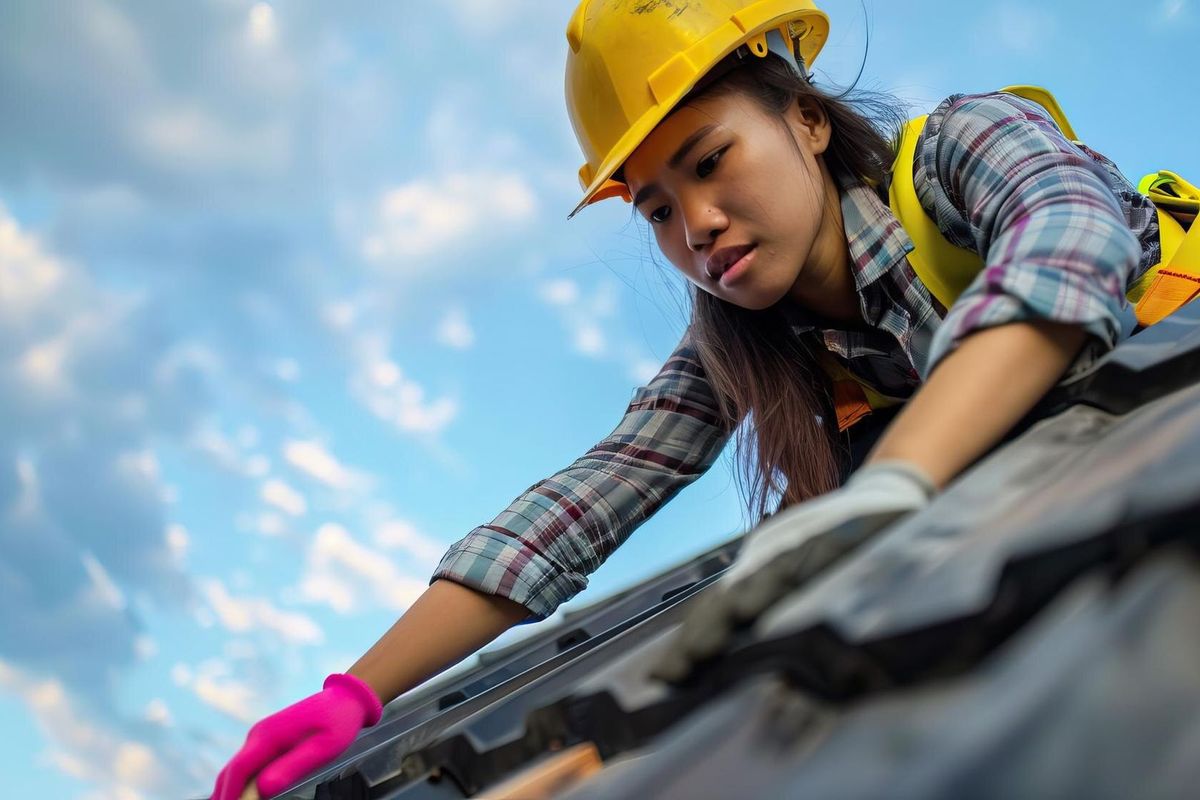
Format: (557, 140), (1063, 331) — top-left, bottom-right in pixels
(238, 302), (1200, 799)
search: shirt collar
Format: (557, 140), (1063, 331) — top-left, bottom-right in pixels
(839, 171), (915, 290)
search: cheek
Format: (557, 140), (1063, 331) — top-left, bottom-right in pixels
(654, 226), (692, 273)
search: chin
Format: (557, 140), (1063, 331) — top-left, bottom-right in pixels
(726, 291), (780, 312)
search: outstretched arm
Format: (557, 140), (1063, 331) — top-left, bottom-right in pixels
(347, 579), (530, 706)
(864, 319), (1087, 489)
(430, 327), (736, 622)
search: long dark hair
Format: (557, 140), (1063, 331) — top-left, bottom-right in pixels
(667, 52), (910, 526)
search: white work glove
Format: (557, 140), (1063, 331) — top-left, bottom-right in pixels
(652, 460), (937, 684)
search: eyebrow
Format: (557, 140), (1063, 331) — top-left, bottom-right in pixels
(631, 123), (721, 208)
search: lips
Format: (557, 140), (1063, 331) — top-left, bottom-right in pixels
(705, 244), (755, 281)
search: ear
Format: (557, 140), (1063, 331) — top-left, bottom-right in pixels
(786, 95), (832, 156)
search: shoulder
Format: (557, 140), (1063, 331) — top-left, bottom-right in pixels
(905, 89), (1092, 249)
(917, 90), (1074, 179)
(922, 90), (1065, 145)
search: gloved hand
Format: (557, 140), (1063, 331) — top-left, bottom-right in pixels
(653, 460), (937, 683)
(211, 673), (384, 800)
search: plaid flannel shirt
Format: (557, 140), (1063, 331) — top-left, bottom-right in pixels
(432, 91), (1161, 620)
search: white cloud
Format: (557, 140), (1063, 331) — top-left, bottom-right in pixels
(235, 425), (258, 449)
(1161, 0), (1187, 19)
(283, 439), (371, 491)
(132, 102), (293, 177)
(323, 300), (358, 330)
(298, 523), (427, 614)
(423, 88), (525, 169)
(17, 299), (132, 402)
(306, 295), (462, 447)
(134, 635), (158, 662)
(116, 448), (162, 484)
(319, 295), (463, 438)
(78, 0), (156, 96)
(0, 205), (66, 317)
(170, 663), (192, 688)
(190, 424), (272, 479)
(247, 2), (277, 45)
(11, 457), (40, 518)
(273, 357), (300, 382)
(538, 278), (580, 306)
(436, 307), (475, 349)
(166, 524), (190, 564)
(355, 373), (459, 435)
(143, 698), (171, 727)
(445, 0), (505, 27)
(154, 338), (223, 383)
(18, 336), (69, 391)
(573, 323), (605, 356)
(80, 551), (127, 612)
(536, 277), (619, 358)
(372, 517), (445, 567)
(194, 606), (216, 629)
(256, 512), (286, 537)
(444, 0), (540, 36)
(260, 478), (307, 516)
(221, 639), (259, 661)
(115, 391), (149, 427)
(346, 334), (460, 436)
(246, 455), (270, 477)
(2, 204), (143, 403)
(630, 358), (662, 385)
(182, 658), (261, 724)
(0, 659), (181, 798)
(361, 171), (537, 264)
(0, 202), (232, 792)
(982, 3), (1057, 53)
(534, 274), (670, 381)
(198, 578), (324, 644)
(372, 360), (400, 386)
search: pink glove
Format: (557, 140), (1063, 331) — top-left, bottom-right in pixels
(211, 673), (384, 800)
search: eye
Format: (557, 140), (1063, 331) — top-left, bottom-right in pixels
(649, 205), (671, 224)
(697, 147), (725, 178)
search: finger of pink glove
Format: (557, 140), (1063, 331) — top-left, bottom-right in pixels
(211, 764), (231, 800)
(256, 732), (346, 798)
(211, 719), (296, 800)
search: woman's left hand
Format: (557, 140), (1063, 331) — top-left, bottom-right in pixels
(652, 460), (937, 683)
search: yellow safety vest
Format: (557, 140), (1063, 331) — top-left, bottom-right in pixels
(828, 85), (1200, 433)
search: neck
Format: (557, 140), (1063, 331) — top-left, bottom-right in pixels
(787, 164), (862, 326)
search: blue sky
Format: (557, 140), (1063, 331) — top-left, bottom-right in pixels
(0, 1), (1195, 797)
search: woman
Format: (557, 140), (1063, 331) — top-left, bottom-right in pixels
(211, 1), (1161, 797)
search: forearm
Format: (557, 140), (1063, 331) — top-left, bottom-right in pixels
(865, 320), (1088, 489)
(346, 579), (530, 706)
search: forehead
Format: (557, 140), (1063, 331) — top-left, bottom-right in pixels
(622, 91), (765, 187)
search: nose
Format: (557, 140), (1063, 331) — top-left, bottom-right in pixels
(681, 196), (728, 253)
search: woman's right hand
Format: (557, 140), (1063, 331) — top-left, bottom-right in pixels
(210, 672), (384, 800)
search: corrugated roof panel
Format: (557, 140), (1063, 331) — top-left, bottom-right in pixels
(562, 549), (1200, 799)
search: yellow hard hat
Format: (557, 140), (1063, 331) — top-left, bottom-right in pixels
(565, 0), (830, 218)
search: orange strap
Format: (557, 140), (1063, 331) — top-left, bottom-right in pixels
(1134, 269), (1200, 327)
(833, 379), (874, 432)
(1134, 205), (1200, 326)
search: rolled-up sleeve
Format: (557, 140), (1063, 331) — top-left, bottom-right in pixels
(431, 327), (737, 621)
(916, 92), (1140, 378)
